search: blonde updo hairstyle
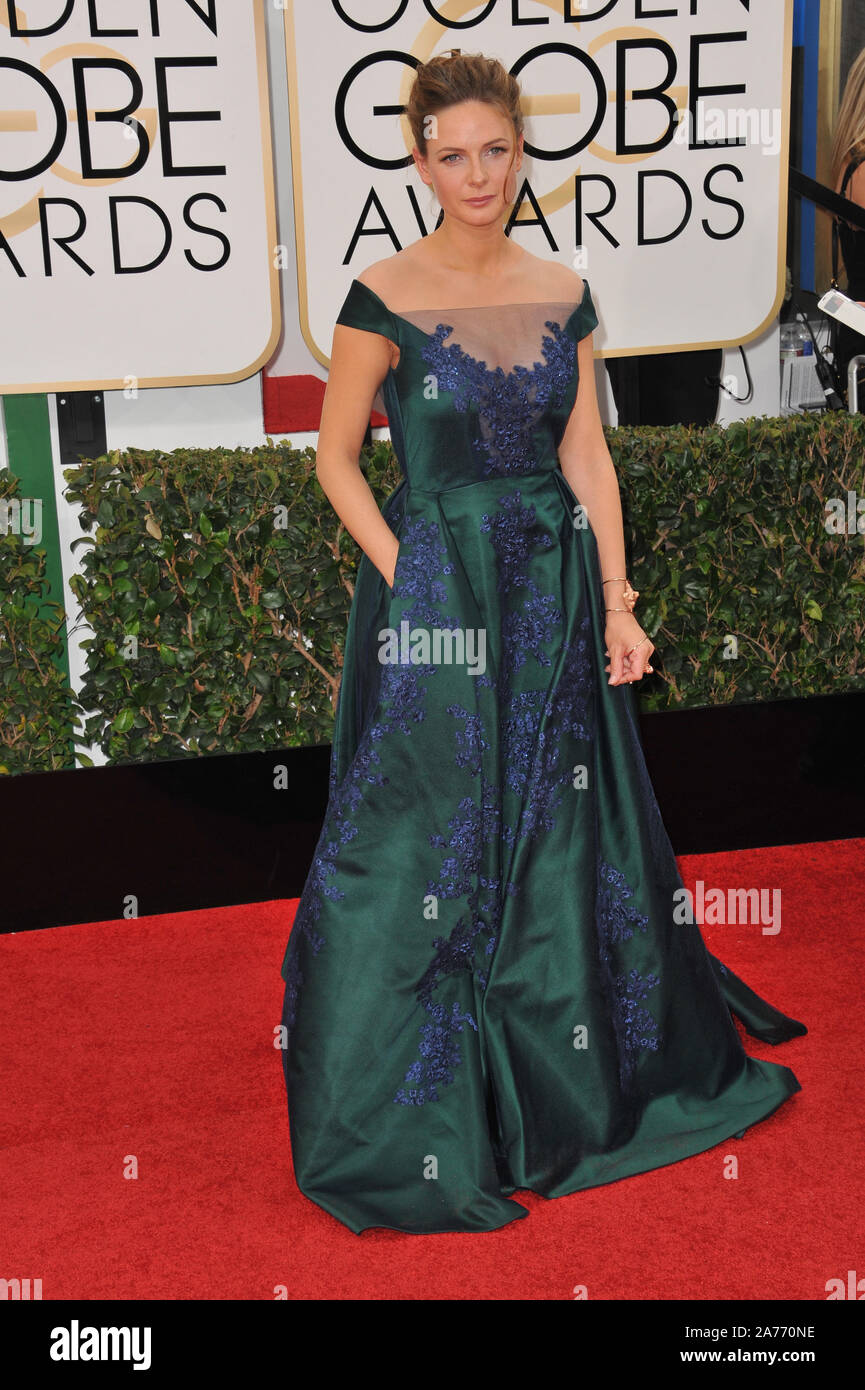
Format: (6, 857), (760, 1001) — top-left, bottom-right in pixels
(404, 50), (524, 205)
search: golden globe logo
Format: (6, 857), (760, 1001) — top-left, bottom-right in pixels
(0, 1), (279, 392)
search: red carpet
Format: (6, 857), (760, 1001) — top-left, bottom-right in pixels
(1, 838), (858, 1300)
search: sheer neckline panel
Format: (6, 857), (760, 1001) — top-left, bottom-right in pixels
(351, 276), (588, 324)
(345, 276), (593, 378)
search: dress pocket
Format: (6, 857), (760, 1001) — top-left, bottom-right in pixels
(390, 537), (402, 595)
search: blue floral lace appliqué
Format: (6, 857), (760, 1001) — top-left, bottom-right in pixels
(394, 490), (595, 1105)
(596, 860), (661, 1087)
(393, 781), (507, 1106)
(481, 491), (594, 846)
(420, 319), (575, 478)
(283, 513), (455, 1035)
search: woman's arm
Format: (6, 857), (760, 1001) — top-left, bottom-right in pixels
(315, 316), (401, 589)
(557, 329), (628, 586)
(557, 329), (654, 684)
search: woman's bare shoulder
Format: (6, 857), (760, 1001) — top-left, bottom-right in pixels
(356, 244), (586, 307)
(355, 246), (426, 304)
(518, 249), (586, 302)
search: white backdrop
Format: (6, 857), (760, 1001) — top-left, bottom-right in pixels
(285, 0), (792, 366)
(0, 0), (279, 392)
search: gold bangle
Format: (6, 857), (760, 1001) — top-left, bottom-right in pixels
(602, 578), (639, 613)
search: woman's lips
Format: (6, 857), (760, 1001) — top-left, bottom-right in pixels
(465, 195), (494, 205)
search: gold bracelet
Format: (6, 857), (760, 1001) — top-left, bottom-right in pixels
(602, 578), (639, 612)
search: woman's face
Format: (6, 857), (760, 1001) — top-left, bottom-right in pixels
(413, 100), (523, 223)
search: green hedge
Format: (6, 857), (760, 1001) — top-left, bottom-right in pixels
(0, 469), (76, 773)
(1, 414), (863, 775)
(609, 414), (865, 705)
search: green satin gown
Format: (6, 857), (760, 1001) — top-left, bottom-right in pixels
(279, 276), (806, 1235)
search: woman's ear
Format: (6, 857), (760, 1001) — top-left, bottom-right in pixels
(412, 145), (432, 189)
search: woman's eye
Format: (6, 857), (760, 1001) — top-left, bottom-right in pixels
(441, 147), (507, 164)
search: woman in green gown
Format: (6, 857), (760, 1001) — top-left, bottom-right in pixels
(278, 50), (806, 1235)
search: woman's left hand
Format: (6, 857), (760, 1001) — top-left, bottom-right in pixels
(604, 611), (655, 685)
